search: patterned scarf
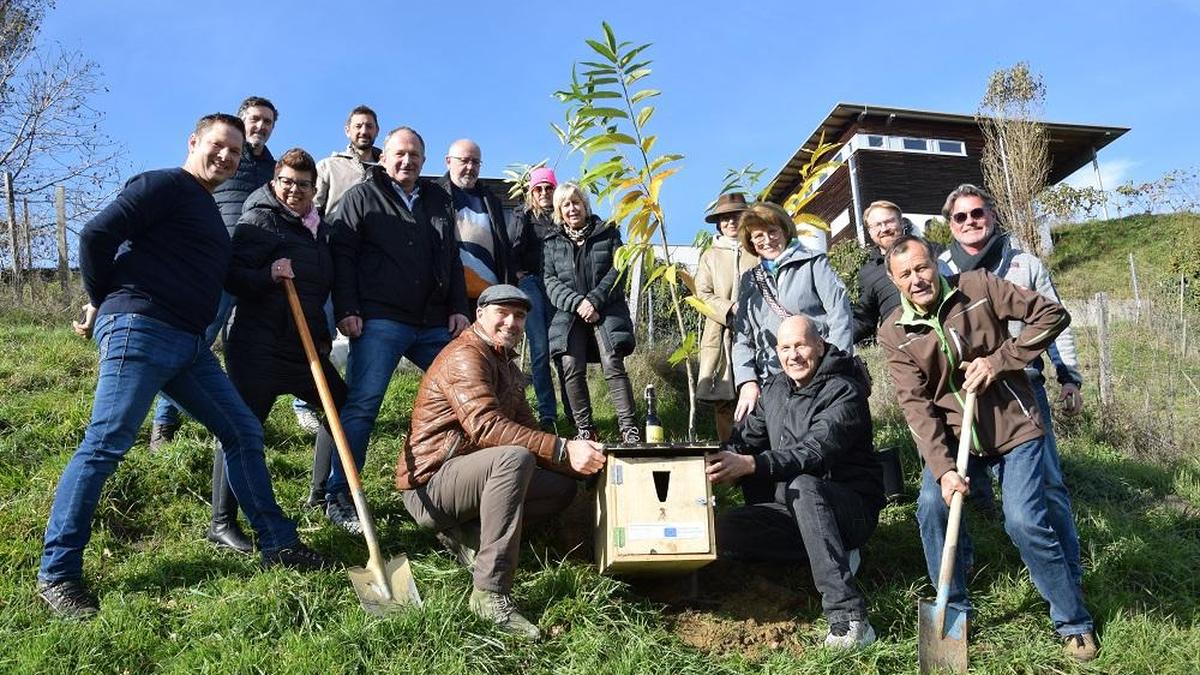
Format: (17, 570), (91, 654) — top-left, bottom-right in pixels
(562, 217), (595, 246)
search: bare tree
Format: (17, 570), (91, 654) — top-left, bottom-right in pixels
(977, 62), (1052, 256)
(2, 0), (123, 273)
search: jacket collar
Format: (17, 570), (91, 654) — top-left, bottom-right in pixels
(333, 144), (381, 163)
(896, 276), (957, 327)
(470, 323), (518, 358)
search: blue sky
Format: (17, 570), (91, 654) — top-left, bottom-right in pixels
(40, 0), (1197, 243)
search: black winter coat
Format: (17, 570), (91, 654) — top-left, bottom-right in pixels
(330, 172), (467, 327)
(212, 144), (275, 233)
(510, 205), (555, 277)
(435, 174), (515, 286)
(225, 185), (334, 361)
(730, 346), (884, 512)
(543, 216), (636, 359)
(852, 249), (900, 344)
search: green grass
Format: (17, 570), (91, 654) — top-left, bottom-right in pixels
(1049, 212), (1197, 299)
(3, 309), (1200, 674)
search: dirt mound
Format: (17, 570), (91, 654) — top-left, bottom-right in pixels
(627, 559), (817, 658)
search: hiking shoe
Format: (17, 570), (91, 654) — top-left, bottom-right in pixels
(470, 588), (542, 640)
(293, 406), (322, 435)
(847, 548), (861, 576)
(436, 523), (480, 569)
(38, 579), (99, 619)
(149, 422), (179, 453)
(325, 493), (362, 535)
(575, 428), (597, 442)
(1063, 631), (1099, 662)
(539, 419), (558, 435)
(824, 619), (877, 650)
(262, 542), (335, 571)
(620, 427), (642, 444)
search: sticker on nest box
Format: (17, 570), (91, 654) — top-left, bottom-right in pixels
(627, 522), (706, 540)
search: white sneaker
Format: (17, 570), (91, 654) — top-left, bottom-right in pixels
(294, 406), (322, 435)
(824, 619), (877, 650)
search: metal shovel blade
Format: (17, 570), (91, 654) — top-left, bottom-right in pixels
(917, 597), (969, 673)
(348, 555), (422, 616)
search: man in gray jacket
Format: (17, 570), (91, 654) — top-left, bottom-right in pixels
(314, 105), (381, 217)
(937, 183), (1085, 588)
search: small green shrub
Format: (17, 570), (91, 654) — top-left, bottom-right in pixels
(827, 239), (869, 303)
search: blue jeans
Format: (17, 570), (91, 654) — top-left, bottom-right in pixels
(325, 318), (450, 498)
(519, 275), (556, 422)
(1030, 377), (1083, 586)
(152, 290), (236, 426)
(916, 436), (1092, 636)
(40, 313), (298, 582)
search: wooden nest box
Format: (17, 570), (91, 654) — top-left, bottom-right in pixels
(594, 444), (718, 574)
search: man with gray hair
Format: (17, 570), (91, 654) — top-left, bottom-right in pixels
(437, 139), (515, 314)
(937, 182), (1086, 588)
(709, 315), (884, 650)
(327, 126), (470, 533)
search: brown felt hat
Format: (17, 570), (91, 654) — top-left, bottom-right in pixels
(705, 192), (749, 224)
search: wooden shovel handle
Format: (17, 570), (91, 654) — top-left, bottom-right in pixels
(934, 391), (977, 597)
(282, 278), (365, 495)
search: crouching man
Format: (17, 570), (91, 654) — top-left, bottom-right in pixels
(394, 284), (606, 640)
(709, 315), (884, 650)
(877, 235), (1097, 662)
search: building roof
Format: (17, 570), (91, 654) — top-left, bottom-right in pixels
(764, 102), (1130, 203)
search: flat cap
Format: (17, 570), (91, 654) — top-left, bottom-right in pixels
(477, 284), (532, 310)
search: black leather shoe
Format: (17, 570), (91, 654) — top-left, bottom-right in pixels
(206, 521), (254, 554)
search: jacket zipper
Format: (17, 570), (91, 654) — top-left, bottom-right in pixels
(1002, 381), (1034, 418)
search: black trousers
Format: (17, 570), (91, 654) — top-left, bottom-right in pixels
(716, 473), (879, 623)
(215, 346), (347, 519)
(560, 321), (636, 432)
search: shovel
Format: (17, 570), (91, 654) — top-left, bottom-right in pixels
(917, 390), (977, 674)
(283, 278), (421, 614)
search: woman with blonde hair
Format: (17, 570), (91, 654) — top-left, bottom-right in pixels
(542, 182), (638, 442)
(731, 202), (853, 420)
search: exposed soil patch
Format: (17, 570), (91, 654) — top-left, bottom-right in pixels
(627, 559), (817, 658)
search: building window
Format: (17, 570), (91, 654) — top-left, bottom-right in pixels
(936, 140), (965, 155)
(866, 135), (884, 148)
(901, 137), (929, 151)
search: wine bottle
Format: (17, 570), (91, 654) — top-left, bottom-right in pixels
(644, 384), (663, 443)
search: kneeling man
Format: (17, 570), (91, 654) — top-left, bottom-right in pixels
(877, 235), (1097, 662)
(395, 284), (606, 639)
(709, 315), (884, 650)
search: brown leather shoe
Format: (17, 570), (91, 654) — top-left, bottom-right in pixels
(1063, 631), (1099, 662)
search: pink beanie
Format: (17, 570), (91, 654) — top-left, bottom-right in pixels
(529, 167), (558, 188)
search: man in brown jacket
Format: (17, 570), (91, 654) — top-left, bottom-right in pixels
(877, 235), (1098, 662)
(396, 283), (606, 640)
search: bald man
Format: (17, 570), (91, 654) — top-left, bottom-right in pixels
(709, 315), (884, 650)
(437, 139), (515, 314)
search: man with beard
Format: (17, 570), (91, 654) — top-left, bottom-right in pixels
(853, 200), (919, 344)
(39, 114), (329, 619)
(936, 183), (1086, 585)
(314, 104), (381, 217)
(395, 284), (606, 640)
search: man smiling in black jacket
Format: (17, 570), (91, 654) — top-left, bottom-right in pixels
(708, 315), (884, 651)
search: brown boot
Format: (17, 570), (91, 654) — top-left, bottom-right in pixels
(1063, 631), (1099, 662)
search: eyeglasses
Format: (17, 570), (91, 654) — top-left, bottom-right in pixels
(951, 207), (987, 224)
(531, 184), (555, 193)
(868, 216), (899, 231)
(275, 175), (314, 191)
(449, 156), (482, 167)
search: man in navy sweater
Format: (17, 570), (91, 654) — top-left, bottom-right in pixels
(37, 113), (330, 620)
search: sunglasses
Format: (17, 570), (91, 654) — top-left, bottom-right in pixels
(951, 207), (987, 224)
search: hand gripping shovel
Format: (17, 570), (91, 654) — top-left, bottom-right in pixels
(917, 390), (976, 674)
(284, 279), (421, 614)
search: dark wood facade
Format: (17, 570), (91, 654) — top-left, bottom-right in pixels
(767, 103), (1128, 247)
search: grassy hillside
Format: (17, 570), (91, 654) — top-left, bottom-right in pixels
(1049, 212), (1195, 299)
(2, 309), (1200, 673)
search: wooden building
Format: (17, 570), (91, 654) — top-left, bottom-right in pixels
(763, 103), (1129, 249)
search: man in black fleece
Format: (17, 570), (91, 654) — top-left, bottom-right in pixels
(37, 114), (329, 620)
(708, 315), (884, 651)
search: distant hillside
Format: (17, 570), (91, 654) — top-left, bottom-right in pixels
(1048, 212), (1195, 299)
